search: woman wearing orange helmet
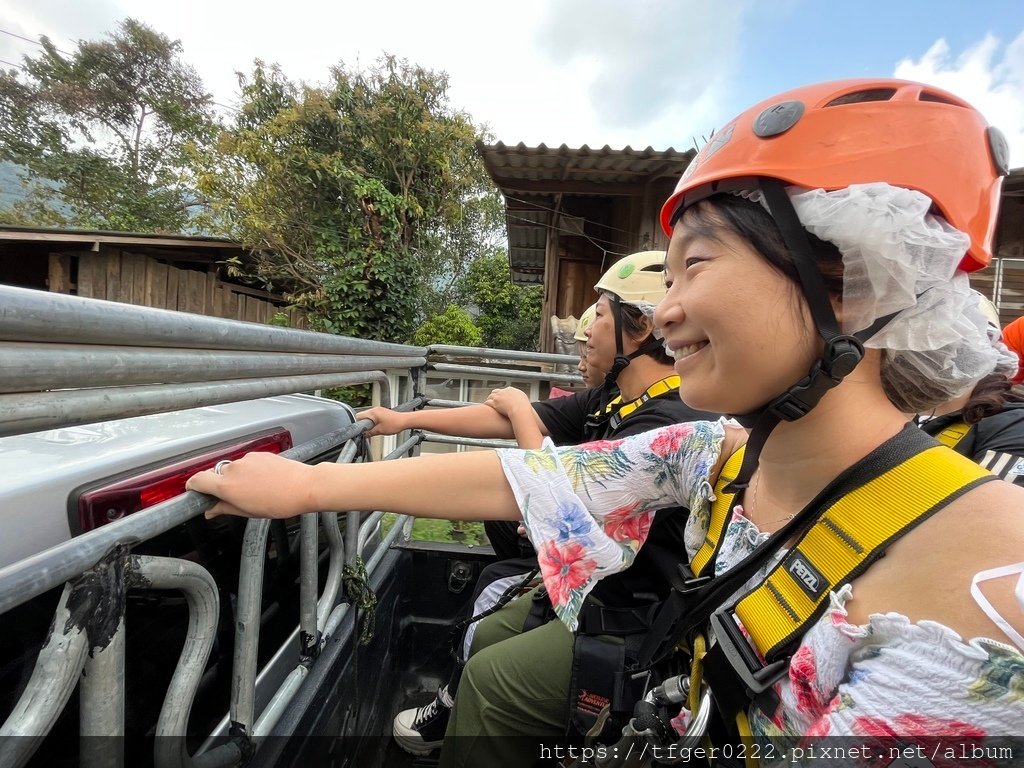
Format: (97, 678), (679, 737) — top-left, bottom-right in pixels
(189, 79), (1024, 765)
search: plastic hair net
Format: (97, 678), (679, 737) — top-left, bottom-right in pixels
(626, 300), (664, 340)
(753, 184), (1010, 411)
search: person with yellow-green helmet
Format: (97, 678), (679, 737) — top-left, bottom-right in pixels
(573, 303), (602, 388)
(376, 250), (718, 755)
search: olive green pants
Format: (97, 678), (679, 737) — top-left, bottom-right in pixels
(438, 586), (573, 768)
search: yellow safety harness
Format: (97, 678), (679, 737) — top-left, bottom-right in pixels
(933, 420), (971, 449)
(591, 374), (680, 432)
(641, 425), (994, 767)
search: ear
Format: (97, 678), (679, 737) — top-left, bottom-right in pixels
(624, 313), (656, 350)
(830, 294), (843, 328)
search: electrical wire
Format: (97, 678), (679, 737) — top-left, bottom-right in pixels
(504, 212), (631, 259)
(0, 27), (74, 56)
(504, 194), (653, 240)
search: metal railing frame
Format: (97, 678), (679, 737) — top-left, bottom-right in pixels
(0, 285), (582, 767)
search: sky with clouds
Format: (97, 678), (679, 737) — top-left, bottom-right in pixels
(0, 0), (1022, 164)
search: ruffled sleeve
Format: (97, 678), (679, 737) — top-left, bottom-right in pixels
(496, 420), (725, 628)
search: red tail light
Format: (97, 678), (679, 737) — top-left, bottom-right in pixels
(76, 430), (293, 532)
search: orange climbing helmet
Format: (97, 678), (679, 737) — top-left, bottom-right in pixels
(660, 78), (1009, 272)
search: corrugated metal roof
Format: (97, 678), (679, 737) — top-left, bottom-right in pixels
(479, 141), (694, 192)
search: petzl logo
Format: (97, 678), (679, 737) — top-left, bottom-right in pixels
(787, 552), (827, 599)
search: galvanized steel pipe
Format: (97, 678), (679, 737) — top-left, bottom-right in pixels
(0, 370), (406, 437)
(0, 284), (424, 356)
(0, 342), (425, 394)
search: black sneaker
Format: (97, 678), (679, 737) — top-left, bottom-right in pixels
(392, 685), (452, 755)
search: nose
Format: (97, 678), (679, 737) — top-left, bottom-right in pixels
(653, 294), (679, 334)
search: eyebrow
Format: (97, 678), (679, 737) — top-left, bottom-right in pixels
(667, 230), (717, 260)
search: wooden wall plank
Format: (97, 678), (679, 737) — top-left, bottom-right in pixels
(213, 284), (226, 317)
(176, 268), (190, 312)
(187, 271), (206, 314)
(105, 251), (122, 302)
(145, 261), (169, 308)
(205, 271), (217, 315)
(47, 253), (72, 293)
(77, 254), (103, 299)
(129, 255), (148, 305)
(118, 253), (136, 304)
(165, 264), (180, 311)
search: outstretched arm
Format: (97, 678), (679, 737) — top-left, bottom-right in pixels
(186, 450), (521, 521)
(361, 403), (525, 440)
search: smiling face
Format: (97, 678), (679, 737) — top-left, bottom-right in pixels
(654, 202), (821, 415)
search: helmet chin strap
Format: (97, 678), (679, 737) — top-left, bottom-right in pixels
(597, 293), (663, 416)
(723, 179), (875, 494)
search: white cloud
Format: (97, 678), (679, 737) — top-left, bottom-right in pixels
(532, 0), (747, 148)
(894, 31), (1024, 167)
(0, 0), (744, 151)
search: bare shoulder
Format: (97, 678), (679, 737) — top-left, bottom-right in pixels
(720, 423), (748, 458)
(713, 423), (749, 480)
(845, 478), (1024, 644)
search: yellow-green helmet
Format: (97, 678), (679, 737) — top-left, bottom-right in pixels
(574, 303), (598, 342)
(594, 251), (667, 305)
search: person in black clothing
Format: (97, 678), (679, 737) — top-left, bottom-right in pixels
(374, 251), (717, 754)
(920, 373), (1024, 485)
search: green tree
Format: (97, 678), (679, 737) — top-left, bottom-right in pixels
(197, 56), (500, 343)
(0, 19), (218, 231)
(459, 251), (542, 351)
(412, 304), (482, 347)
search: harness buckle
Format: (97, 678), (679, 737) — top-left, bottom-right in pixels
(708, 608), (788, 701)
(673, 563), (712, 595)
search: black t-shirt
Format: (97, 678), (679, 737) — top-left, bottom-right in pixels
(533, 387), (719, 606)
(920, 403), (1024, 487)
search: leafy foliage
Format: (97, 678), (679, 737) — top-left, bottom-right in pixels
(458, 251), (542, 351)
(412, 304), (482, 347)
(196, 56), (501, 343)
(0, 19), (217, 231)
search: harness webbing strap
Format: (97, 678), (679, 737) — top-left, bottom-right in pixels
(934, 420), (972, 450)
(689, 445), (746, 577)
(734, 445), (991, 658)
(593, 374), (681, 430)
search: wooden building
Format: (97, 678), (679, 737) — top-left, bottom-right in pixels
(479, 142), (693, 353)
(480, 143), (1024, 350)
(0, 227), (307, 328)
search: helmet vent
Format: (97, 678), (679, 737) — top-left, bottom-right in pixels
(825, 89), (896, 107)
(919, 91), (966, 106)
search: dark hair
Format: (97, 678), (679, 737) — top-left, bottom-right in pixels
(961, 373), (1024, 424)
(677, 194), (845, 297)
(618, 301), (673, 366)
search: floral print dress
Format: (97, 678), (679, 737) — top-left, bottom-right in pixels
(496, 421), (1024, 751)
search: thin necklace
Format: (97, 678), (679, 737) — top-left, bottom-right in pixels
(748, 470), (796, 528)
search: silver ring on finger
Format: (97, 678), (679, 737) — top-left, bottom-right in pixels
(213, 460), (232, 475)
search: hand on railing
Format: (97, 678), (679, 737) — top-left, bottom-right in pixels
(359, 406), (410, 436)
(187, 453), (318, 519)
